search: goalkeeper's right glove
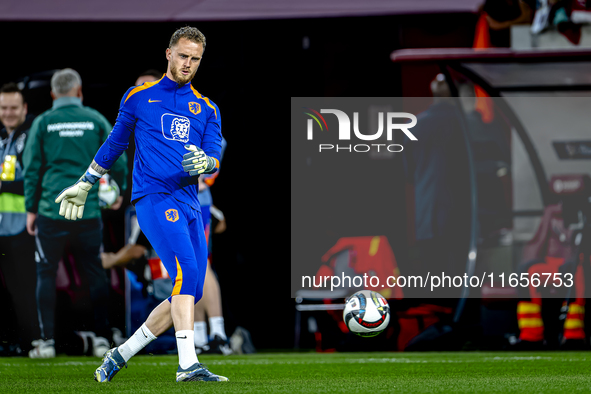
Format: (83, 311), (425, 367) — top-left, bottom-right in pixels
(55, 170), (100, 220)
(182, 145), (218, 176)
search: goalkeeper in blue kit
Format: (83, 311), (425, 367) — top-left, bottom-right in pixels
(55, 27), (228, 382)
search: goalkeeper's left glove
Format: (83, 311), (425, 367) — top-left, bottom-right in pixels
(55, 170), (100, 220)
(182, 144), (218, 176)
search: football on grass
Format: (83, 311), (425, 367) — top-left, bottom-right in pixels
(343, 290), (390, 337)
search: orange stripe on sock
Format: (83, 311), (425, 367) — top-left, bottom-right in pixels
(517, 301), (544, 342)
(564, 319), (584, 330)
(564, 302), (585, 340)
(517, 301), (541, 314)
(568, 303), (585, 314)
(171, 256), (183, 296)
(518, 318), (543, 329)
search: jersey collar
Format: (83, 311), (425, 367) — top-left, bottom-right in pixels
(52, 96), (82, 110)
(160, 74), (193, 92)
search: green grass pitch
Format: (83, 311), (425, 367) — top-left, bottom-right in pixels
(1, 351), (590, 393)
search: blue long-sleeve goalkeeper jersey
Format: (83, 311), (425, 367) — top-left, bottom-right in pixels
(94, 75), (222, 211)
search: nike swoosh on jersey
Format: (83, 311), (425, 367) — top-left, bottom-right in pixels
(148, 99), (162, 103)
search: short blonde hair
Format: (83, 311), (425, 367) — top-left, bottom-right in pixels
(169, 26), (206, 50)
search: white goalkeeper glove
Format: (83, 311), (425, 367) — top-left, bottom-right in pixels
(55, 170), (100, 220)
(182, 144), (218, 176)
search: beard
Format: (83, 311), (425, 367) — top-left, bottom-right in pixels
(170, 63), (197, 85)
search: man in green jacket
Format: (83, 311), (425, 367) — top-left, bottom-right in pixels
(23, 68), (128, 358)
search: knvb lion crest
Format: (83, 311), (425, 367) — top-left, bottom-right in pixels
(189, 102), (201, 115)
(161, 113), (191, 143)
(165, 209), (179, 222)
(171, 118), (190, 141)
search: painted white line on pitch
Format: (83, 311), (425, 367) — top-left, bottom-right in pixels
(485, 356), (553, 361)
(0, 356), (586, 368)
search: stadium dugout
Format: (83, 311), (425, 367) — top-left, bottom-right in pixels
(295, 47), (591, 350)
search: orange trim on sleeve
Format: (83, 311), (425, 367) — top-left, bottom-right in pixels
(171, 256), (183, 296)
(190, 86), (217, 119)
(124, 76), (164, 104)
(203, 159), (220, 186)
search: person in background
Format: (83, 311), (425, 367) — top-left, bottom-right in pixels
(194, 137), (232, 355)
(135, 69), (163, 87)
(403, 74), (471, 297)
(0, 82), (39, 355)
(481, 0), (535, 47)
(23, 68), (128, 358)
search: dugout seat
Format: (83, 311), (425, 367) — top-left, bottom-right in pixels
(515, 174), (591, 345)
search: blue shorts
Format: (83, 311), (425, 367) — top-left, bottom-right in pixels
(135, 193), (207, 303)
